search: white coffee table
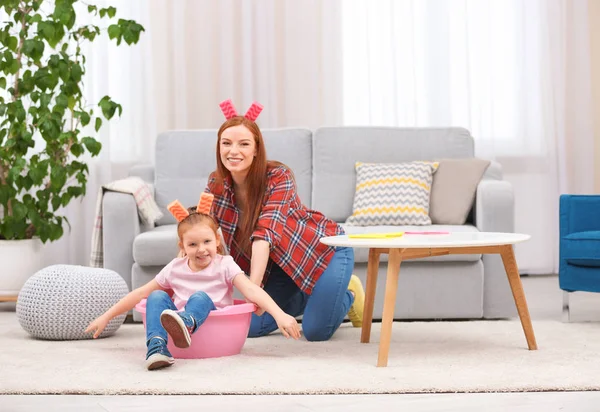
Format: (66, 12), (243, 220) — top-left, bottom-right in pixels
(320, 231), (536, 367)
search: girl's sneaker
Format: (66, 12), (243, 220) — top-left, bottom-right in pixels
(145, 337), (174, 371)
(160, 309), (196, 348)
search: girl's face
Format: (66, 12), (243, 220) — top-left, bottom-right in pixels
(219, 125), (257, 180)
(179, 224), (220, 272)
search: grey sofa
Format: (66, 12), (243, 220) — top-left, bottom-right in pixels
(102, 127), (517, 322)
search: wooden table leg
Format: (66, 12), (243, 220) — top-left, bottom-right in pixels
(377, 248), (402, 367)
(499, 245), (538, 350)
(361, 248), (380, 343)
(0, 296), (18, 302)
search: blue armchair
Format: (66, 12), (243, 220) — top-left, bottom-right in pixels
(559, 194), (600, 320)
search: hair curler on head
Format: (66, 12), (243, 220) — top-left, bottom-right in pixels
(168, 199), (190, 222)
(219, 99), (238, 120)
(244, 101), (263, 122)
(196, 192), (215, 215)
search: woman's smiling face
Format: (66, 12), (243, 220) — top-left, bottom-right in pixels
(219, 125), (257, 179)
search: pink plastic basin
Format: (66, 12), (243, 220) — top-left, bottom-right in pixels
(135, 299), (255, 359)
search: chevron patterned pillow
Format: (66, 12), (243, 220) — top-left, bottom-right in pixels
(345, 161), (439, 226)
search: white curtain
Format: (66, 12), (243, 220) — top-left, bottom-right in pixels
(44, 0), (593, 276)
(47, 0), (343, 266)
(341, 0), (594, 274)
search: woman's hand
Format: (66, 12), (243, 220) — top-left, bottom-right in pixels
(85, 315), (111, 339)
(274, 313), (301, 339)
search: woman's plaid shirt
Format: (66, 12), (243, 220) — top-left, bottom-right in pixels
(205, 166), (344, 294)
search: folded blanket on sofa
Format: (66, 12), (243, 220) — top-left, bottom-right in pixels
(90, 177), (163, 268)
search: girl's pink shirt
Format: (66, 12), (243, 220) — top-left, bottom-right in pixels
(154, 254), (243, 309)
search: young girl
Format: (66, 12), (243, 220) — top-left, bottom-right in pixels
(85, 194), (301, 371)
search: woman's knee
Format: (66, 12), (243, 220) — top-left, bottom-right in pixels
(302, 323), (334, 342)
(247, 326), (264, 338)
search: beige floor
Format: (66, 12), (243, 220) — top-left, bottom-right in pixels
(1, 274), (599, 411)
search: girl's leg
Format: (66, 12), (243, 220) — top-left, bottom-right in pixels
(183, 291), (217, 331)
(146, 290), (177, 343)
(160, 291), (216, 348)
(145, 290), (177, 370)
(248, 263), (308, 338)
(301, 247), (355, 341)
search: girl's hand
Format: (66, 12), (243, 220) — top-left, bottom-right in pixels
(275, 314), (301, 339)
(85, 315), (110, 339)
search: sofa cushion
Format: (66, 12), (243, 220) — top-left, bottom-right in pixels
(563, 231), (600, 267)
(339, 224), (482, 263)
(429, 158), (491, 225)
(312, 127), (475, 222)
(133, 225), (179, 266)
(345, 161), (439, 226)
(154, 129), (313, 225)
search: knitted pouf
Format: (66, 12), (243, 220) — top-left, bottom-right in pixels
(16, 264), (129, 340)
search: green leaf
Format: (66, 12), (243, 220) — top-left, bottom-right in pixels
(0, 185), (11, 205)
(54, 1), (76, 29)
(51, 195), (62, 211)
(50, 166), (67, 191)
(28, 163), (46, 185)
(9, 58), (19, 74)
(71, 63), (82, 82)
(55, 93), (68, 108)
(95, 117), (102, 132)
(107, 24), (121, 44)
(61, 192), (72, 207)
(20, 70), (35, 94)
(16, 175), (34, 190)
(34, 68), (59, 91)
(5, 36), (18, 52)
(0, 77), (5, 89)
(87, 5), (97, 14)
(12, 201), (27, 221)
(38, 21), (55, 43)
(70, 142), (83, 157)
(8, 157), (26, 182)
(49, 222), (63, 241)
(40, 92), (51, 107)
(28, 207), (42, 227)
(81, 137), (102, 156)
(107, 7), (117, 18)
(67, 186), (83, 197)
(98, 96), (121, 119)
(23, 39), (45, 62)
(79, 111), (90, 126)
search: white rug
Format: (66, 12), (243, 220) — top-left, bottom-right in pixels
(1, 312), (599, 395)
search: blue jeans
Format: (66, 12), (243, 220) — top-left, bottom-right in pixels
(145, 290), (216, 344)
(248, 246), (355, 341)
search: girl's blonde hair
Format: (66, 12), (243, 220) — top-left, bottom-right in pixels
(177, 209), (226, 255)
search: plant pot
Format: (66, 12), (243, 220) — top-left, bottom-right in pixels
(0, 239), (47, 301)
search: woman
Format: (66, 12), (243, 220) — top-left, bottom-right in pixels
(204, 100), (365, 341)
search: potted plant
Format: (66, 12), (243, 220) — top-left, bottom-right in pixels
(0, 0), (144, 300)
